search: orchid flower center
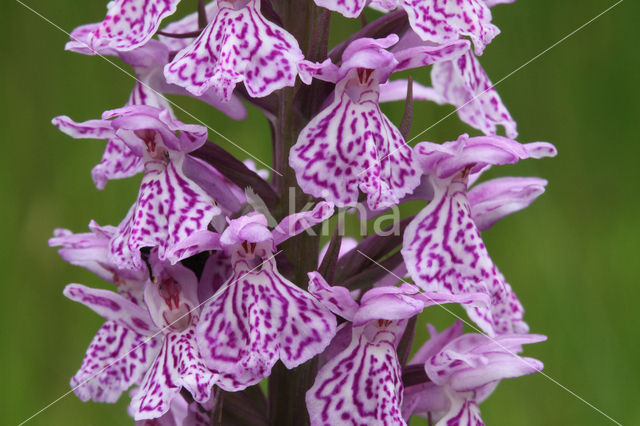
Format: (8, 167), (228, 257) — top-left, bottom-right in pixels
(158, 276), (193, 332)
(135, 129), (170, 163)
(356, 68), (374, 84)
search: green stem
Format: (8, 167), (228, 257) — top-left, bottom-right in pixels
(268, 2), (328, 425)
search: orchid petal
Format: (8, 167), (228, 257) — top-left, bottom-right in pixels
(449, 354), (543, 391)
(410, 321), (465, 364)
(219, 213), (271, 247)
(290, 69), (420, 210)
(181, 155), (244, 214)
(402, 174), (529, 335)
(71, 321), (161, 403)
(165, 0), (305, 100)
(272, 202), (335, 246)
(144, 262), (201, 332)
(484, 0), (515, 7)
(158, 2), (220, 52)
(393, 40), (470, 72)
(307, 272), (359, 321)
(66, 23), (112, 55)
(197, 261), (336, 391)
(52, 115), (114, 139)
(131, 328), (217, 420)
(306, 323), (406, 426)
(423, 330), (545, 389)
(127, 81), (173, 111)
(165, 230), (222, 264)
(414, 134), (557, 179)
(379, 79), (446, 104)
(199, 250), (233, 302)
(401, 0), (499, 55)
(50, 225), (147, 304)
(94, 138), (145, 189)
(90, 0), (180, 51)
(468, 177), (548, 231)
(64, 284), (157, 334)
(432, 51), (518, 138)
(339, 35), (399, 82)
(435, 394), (485, 426)
(401, 382), (449, 422)
(105, 106), (207, 155)
(109, 157), (220, 268)
(313, 0), (368, 18)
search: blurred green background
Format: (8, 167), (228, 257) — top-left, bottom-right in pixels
(1, 0), (638, 425)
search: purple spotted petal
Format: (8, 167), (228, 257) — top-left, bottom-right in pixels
(339, 34), (399, 82)
(131, 328), (218, 420)
(109, 157), (219, 268)
(393, 40), (470, 72)
(355, 284), (489, 326)
(432, 51), (518, 138)
(313, 0), (367, 18)
(127, 81), (173, 111)
(66, 23), (116, 55)
(158, 2), (220, 52)
(402, 175), (529, 335)
(104, 106), (207, 155)
(437, 396), (485, 426)
(94, 138), (145, 189)
(468, 176), (548, 231)
(164, 0), (305, 100)
(307, 272), (359, 321)
(50, 224), (147, 304)
(370, 0), (401, 12)
(424, 330), (546, 388)
(64, 284), (157, 334)
(484, 0), (515, 7)
(414, 134), (557, 179)
(219, 213), (272, 247)
(401, 0), (499, 55)
(405, 322), (544, 422)
(51, 114), (142, 190)
(52, 115), (114, 139)
(401, 382), (449, 423)
(290, 69), (420, 210)
(71, 320), (161, 403)
(165, 230), (222, 264)
(133, 394), (189, 426)
(199, 250), (233, 302)
(197, 259), (336, 391)
(50, 226), (120, 283)
(306, 321), (406, 426)
(272, 202), (335, 246)
(89, 0), (180, 51)
(414, 323), (463, 366)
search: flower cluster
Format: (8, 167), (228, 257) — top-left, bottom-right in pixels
(50, 0), (555, 424)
